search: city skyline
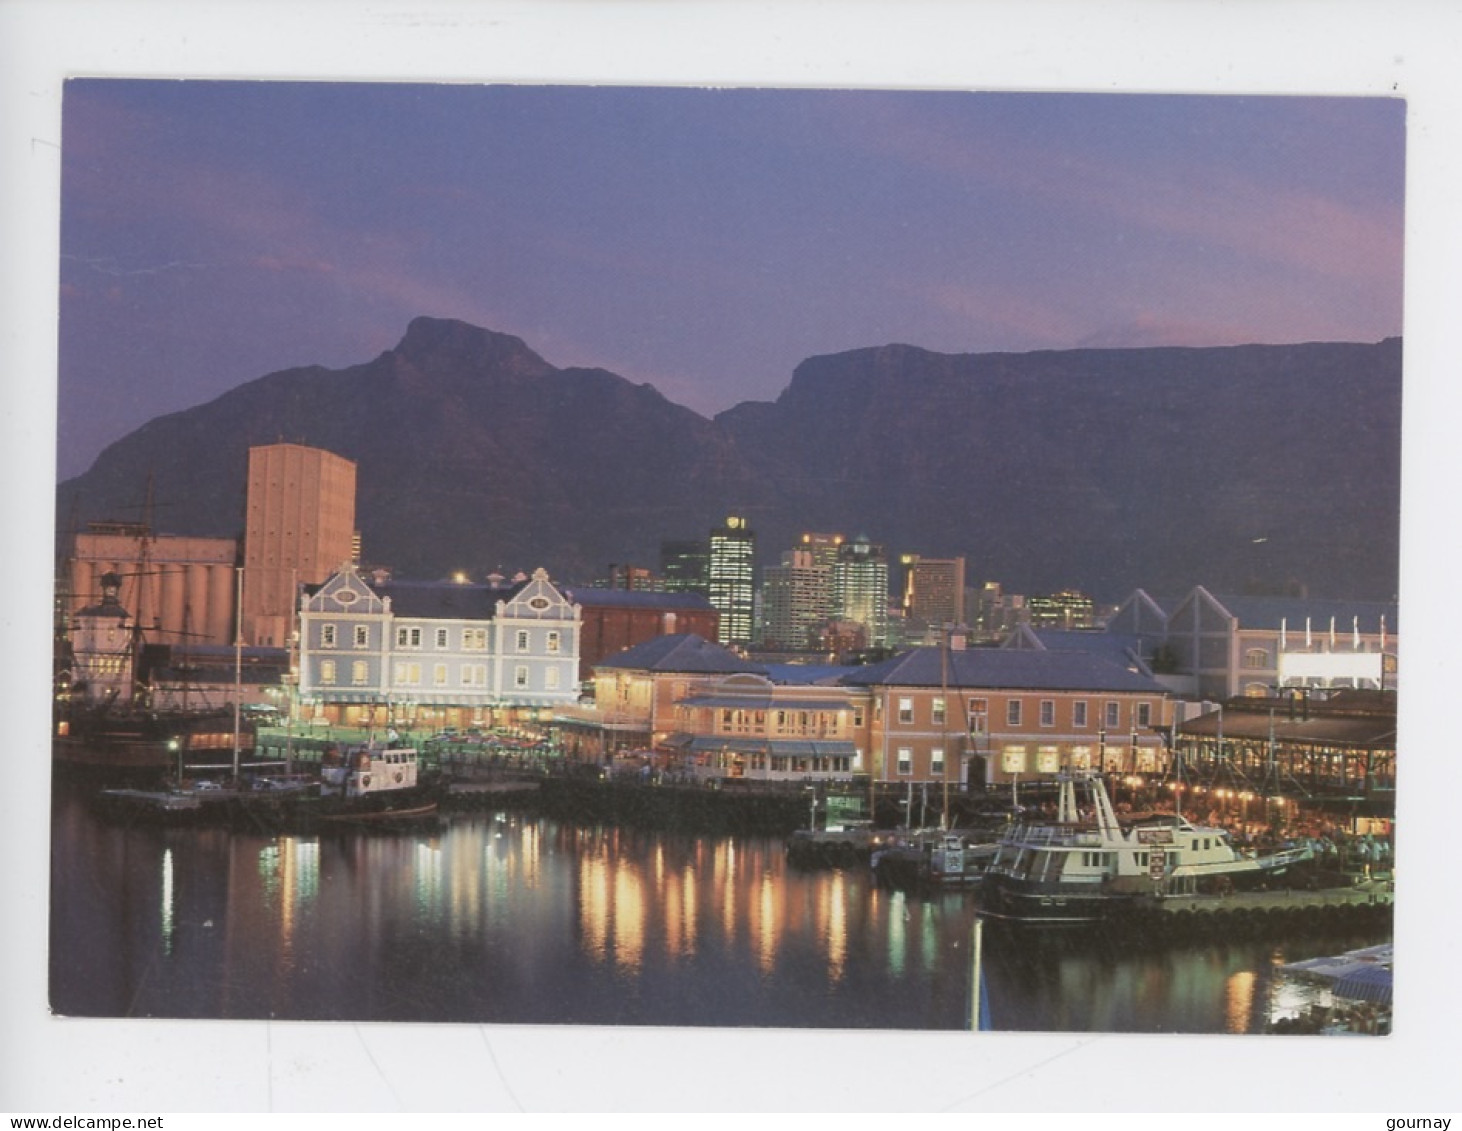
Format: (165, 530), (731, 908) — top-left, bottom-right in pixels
(55, 82), (1403, 480)
(9, 2), (1458, 1115)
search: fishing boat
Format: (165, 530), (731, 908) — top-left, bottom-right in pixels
(980, 769), (1312, 924)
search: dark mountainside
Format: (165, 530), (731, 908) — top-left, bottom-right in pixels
(56, 317), (1402, 602)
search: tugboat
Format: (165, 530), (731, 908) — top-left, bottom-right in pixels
(980, 769), (1312, 924)
(315, 740), (442, 821)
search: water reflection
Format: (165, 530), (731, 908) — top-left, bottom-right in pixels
(49, 788), (1389, 1032)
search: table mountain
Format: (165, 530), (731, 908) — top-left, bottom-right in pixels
(56, 317), (1401, 601)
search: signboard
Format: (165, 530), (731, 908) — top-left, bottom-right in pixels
(1137, 827), (1174, 845)
(1036, 746), (1061, 773)
(1001, 745), (1028, 773)
(1149, 847), (1167, 881)
(1069, 745), (1093, 769)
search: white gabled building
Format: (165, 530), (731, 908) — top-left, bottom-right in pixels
(297, 564), (581, 730)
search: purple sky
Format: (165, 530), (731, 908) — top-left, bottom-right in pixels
(57, 82), (1404, 480)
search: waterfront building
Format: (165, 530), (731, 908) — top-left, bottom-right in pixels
(668, 669), (864, 782)
(843, 642), (1173, 787)
(1175, 690), (1396, 812)
(67, 571), (136, 706)
(563, 587), (720, 683)
(761, 547), (833, 651)
(707, 515), (756, 646)
(64, 522), (239, 647)
(1107, 587), (1398, 700)
(832, 533), (890, 647)
(900, 554), (966, 643)
(297, 564), (579, 731)
(590, 632), (764, 752)
(242, 442), (358, 647)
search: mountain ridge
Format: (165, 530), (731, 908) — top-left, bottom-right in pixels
(57, 318), (1402, 602)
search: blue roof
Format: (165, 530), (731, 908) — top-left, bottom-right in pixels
(1029, 630), (1148, 667)
(594, 633), (764, 675)
(842, 646), (1165, 693)
(760, 663), (859, 686)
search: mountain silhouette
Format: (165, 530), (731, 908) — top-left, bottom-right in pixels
(56, 317), (1402, 601)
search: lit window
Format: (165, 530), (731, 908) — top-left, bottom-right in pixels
(320, 660), (337, 685)
(932, 697), (946, 726)
(434, 664), (448, 687)
(547, 631), (561, 654)
(352, 661), (368, 686)
(546, 667), (561, 690)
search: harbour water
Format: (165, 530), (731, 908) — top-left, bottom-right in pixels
(49, 783), (1386, 1032)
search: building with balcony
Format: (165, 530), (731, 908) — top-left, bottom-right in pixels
(297, 564), (580, 731)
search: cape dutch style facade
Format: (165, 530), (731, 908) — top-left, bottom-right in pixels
(297, 564), (581, 729)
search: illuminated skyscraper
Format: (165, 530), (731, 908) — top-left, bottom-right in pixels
(901, 554), (967, 639)
(707, 515), (756, 646)
(761, 547), (833, 651)
(833, 534), (890, 647)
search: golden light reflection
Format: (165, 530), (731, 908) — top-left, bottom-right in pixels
(1225, 969), (1256, 1034)
(579, 852), (611, 961)
(755, 872), (778, 974)
(664, 865), (698, 960)
(613, 865), (646, 973)
(825, 873), (847, 983)
(519, 821), (540, 889)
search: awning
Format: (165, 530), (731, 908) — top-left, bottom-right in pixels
(1332, 965), (1393, 1006)
(679, 736), (856, 759)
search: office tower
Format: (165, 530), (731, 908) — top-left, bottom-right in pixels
(659, 539), (709, 595)
(761, 547), (833, 651)
(707, 515), (756, 646)
(242, 442), (357, 646)
(833, 533), (890, 647)
(1028, 589), (1096, 630)
(901, 554), (967, 636)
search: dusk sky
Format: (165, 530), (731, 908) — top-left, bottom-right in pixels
(57, 82), (1404, 480)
